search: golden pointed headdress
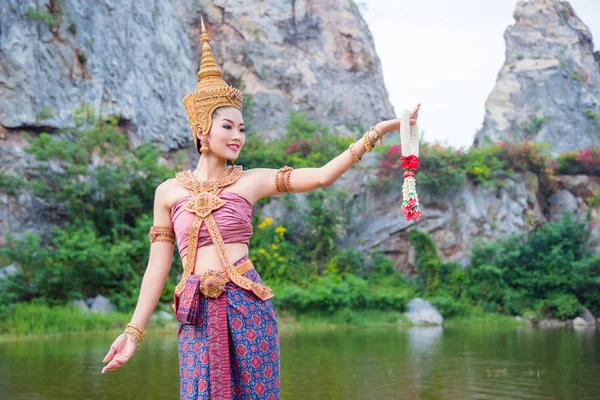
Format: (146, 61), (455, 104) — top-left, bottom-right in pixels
(183, 17), (243, 153)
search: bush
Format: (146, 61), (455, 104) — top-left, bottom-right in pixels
(536, 293), (583, 320)
(1, 106), (179, 312)
(411, 143), (466, 195)
(469, 214), (598, 317)
(236, 112), (354, 170)
(408, 229), (441, 293)
(556, 147), (600, 176)
(495, 140), (556, 197)
(272, 274), (412, 314)
(428, 292), (471, 318)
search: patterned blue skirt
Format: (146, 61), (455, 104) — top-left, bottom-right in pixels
(178, 265), (280, 400)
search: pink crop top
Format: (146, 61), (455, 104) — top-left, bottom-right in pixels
(170, 191), (253, 259)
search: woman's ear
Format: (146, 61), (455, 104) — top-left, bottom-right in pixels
(195, 126), (203, 140)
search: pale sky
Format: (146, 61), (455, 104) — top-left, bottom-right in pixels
(363, 0), (600, 149)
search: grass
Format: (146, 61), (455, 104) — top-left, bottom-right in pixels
(0, 303), (176, 341)
(278, 309), (411, 328)
(444, 312), (524, 327)
(0, 304), (530, 340)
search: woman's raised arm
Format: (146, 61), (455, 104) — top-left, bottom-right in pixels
(250, 104), (420, 199)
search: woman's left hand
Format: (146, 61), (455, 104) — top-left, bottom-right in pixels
(376, 103), (421, 135)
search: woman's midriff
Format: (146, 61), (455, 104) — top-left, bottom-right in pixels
(182, 242), (250, 275)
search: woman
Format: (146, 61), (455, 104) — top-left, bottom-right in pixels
(101, 18), (420, 400)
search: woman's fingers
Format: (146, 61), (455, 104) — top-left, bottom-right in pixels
(101, 335), (138, 373)
(410, 103), (421, 121)
(102, 358), (125, 374)
(103, 335), (125, 363)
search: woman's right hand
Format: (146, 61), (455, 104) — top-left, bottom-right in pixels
(101, 334), (138, 373)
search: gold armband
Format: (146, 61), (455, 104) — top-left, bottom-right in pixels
(148, 225), (175, 244)
(275, 166), (294, 193)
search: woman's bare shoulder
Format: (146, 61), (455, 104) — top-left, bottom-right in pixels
(155, 178), (184, 208)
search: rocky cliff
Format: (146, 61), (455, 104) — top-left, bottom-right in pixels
(473, 0), (600, 156)
(0, 0), (394, 237)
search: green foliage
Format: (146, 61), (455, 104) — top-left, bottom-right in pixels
(24, 106), (173, 238)
(26, 7), (59, 29)
(587, 190), (600, 208)
(469, 214), (598, 317)
(35, 106), (54, 123)
(0, 301), (132, 336)
(25, 0), (64, 31)
(1, 106), (178, 313)
(412, 143), (466, 195)
(535, 293), (583, 320)
(523, 115), (545, 136)
(236, 113), (354, 170)
(428, 292), (471, 318)
(272, 274), (413, 314)
(409, 214), (599, 320)
(0, 171), (23, 196)
(556, 147), (600, 176)
(334, 248), (366, 276)
(463, 145), (505, 185)
(495, 140), (556, 197)
(408, 229), (441, 293)
(249, 216), (310, 284)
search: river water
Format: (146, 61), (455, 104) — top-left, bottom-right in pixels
(1, 325), (598, 399)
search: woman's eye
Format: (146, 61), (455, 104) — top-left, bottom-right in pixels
(223, 125), (232, 129)
(240, 129), (246, 133)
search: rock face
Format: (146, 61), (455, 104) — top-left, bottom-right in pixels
(405, 298), (444, 325)
(0, 0), (394, 238)
(338, 171), (600, 272)
(198, 0), (394, 139)
(473, 0), (600, 156)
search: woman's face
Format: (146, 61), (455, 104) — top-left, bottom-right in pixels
(198, 107), (246, 160)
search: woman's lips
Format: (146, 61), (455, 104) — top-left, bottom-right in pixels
(227, 144), (240, 151)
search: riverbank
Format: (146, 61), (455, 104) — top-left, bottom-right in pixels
(0, 303), (533, 341)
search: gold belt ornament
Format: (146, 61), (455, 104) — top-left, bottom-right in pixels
(199, 270), (228, 298)
(197, 259), (255, 298)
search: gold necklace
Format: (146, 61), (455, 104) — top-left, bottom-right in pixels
(191, 166), (232, 193)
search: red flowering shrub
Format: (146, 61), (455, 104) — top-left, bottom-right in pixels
(557, 147), (600, 176)
(494, 140), (557, 197)
(377, 144), (402, 180)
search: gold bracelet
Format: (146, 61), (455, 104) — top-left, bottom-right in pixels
(123, 332), (141, 349)
(126, 322), (146, 336)
(348, 143), (361, 164)
(370, 126), (383, 146)
(124, 329), (143, 344)
(363, 131), (374, 153)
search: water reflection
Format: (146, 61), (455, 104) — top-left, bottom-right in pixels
(0, 325), (599, 399)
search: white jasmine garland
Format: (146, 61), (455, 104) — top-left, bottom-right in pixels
(400, 108), (421, 221)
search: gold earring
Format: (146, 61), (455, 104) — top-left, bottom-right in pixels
(200, 135), (209, 155)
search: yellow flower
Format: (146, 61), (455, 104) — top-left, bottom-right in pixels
(177, 164), (182, 170)
(258, 249), (266, 255)
(258, 222), (266, 229)
(278, 257), (284, 262)
(271, 244), (278, 250)
(273, 253), (279, 257)
(275, 226), (286, 236)
(265, 217), (273, 226)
